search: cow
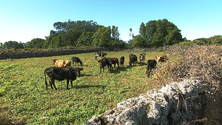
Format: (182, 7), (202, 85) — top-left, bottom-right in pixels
(71, 57), (83, 66)
(120, 56), (125, 67)
(146, 59), (157, 77)
(53, 59), (71, 67)
(95, 52), (107, 60)
(139, 53), (146, 62)
(108, 57), (119, 68)
(98, 57), (111, 73)
(156, 54), (170, 62)
(129, 54), (137, 66)
(44, 66), (83, 90)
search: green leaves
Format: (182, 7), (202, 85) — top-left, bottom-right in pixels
(137, 19), (183, 48)
(92, 27), (111, 47)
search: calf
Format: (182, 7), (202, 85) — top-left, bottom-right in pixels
(95, 52), (107, 60)
(120, 56), (125, 67)
(98, 57), (111, 73)
(71, 57), (83, 66)
(44, 66), (83, 90)
(53, 59), (71, 67)
(139, 53), (146, 62)
(146, 59), (157, 77)
(129, 54), (137, 66)
(108, 57), (119, 68)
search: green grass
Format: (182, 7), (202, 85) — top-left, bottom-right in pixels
(0, 51), (165, 125)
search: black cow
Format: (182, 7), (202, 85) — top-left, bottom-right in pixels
(44, 66), (83, 90)
(120, 56), (125, 67)
(95, 52), (107, 60)
(146, 59), (157, 77)
(98, 57), (111, 73)
(71, 57), (83, 66)
(108, 58), (119, 68)
(139, 53), (146, 62)
(129, 54), (137, 66)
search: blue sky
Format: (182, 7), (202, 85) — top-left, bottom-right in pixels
(0, 0), (221, 43)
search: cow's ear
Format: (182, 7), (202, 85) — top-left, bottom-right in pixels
(78, 68), (83, 71)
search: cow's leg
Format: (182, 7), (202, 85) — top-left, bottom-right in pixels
(66, 80), (69, 90)
(49, 79), (53, 89)
(71, 81), (73, 87)
(95, 56), (97, 60)
(52, 79), (57, 90)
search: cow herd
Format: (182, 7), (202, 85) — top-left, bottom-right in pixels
(44, 52), (169, 90)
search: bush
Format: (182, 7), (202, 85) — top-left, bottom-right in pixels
(151, 44), (222, 124)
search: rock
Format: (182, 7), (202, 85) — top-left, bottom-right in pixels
(84, 79), (205, 125)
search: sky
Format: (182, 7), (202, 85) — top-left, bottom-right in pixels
(0, 0), (221, 43)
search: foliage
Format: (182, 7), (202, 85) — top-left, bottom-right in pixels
(25, 38), (45, 48)
(137, 19), (183, 48)
(131, 35), (147, 48)
(152, 44), (222, 124)
(92, 27), (111, 47)
(2, 41), (24, 49)
(76, 32), (94, 47)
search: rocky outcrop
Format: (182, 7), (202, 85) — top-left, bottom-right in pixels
(85, 79), (206, 125)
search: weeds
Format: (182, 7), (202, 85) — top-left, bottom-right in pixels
(152, 44), (222, 124)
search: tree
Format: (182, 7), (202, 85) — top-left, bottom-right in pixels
(139, 22), (146, 38)
(145, 20), (157, 46)
(2, 41), (24, 49)
(140, 19), (182, 47)
(92, 27), (111, 47)
(25, 38), (45, 48)
(111, 26), (120, 48)
(76, 32), (94, 47)
(131, 35), (146, 48)
(129, 28), (134, 40)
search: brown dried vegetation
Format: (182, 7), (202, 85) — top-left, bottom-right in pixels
(150, 44), (222, 124)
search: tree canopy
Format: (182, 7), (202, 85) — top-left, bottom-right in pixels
(1, 19), (221, 50)
(137, 19), (183, 48)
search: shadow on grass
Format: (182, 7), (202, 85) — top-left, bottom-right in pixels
(137, 61), (147, 66)
(81, 74), (92, 77)
(73, 84), (106, 89)
(110, 65), (136, 74)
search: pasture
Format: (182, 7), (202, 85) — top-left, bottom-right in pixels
(0, 51), (165, 125)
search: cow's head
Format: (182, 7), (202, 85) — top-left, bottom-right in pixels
(103, 53), (107, 56)
(74, 68), (83, 77)
(52, 59), (58, 65)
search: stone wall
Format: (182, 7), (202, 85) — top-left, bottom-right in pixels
(0, 47), (108, 60)
(85, 79), (206, 125)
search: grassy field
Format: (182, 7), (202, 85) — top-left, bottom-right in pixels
(0, 51), (165, 125)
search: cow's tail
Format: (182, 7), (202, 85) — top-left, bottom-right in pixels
(44, 70), (48, 90)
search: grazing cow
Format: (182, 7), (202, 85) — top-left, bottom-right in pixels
(95, 52), (107, 60)
(53, 59), (71, 67)
(129, 54), (138, 66)
(71, 57), (83, 66)
(156, 54), (170, 62)
(120, 56), (125, 67)
(44, 66), (83, 90)
(98, 57), (111, 73)
(139, 53), (146, 62)
(108, 57), (119, 68)
(146, 59), (157, 77)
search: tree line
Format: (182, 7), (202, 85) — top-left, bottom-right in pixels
(1, 19), (222, 49)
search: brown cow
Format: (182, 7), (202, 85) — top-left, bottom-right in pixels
(53, 59), (71, 67)
(155, 54), (170, 62)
